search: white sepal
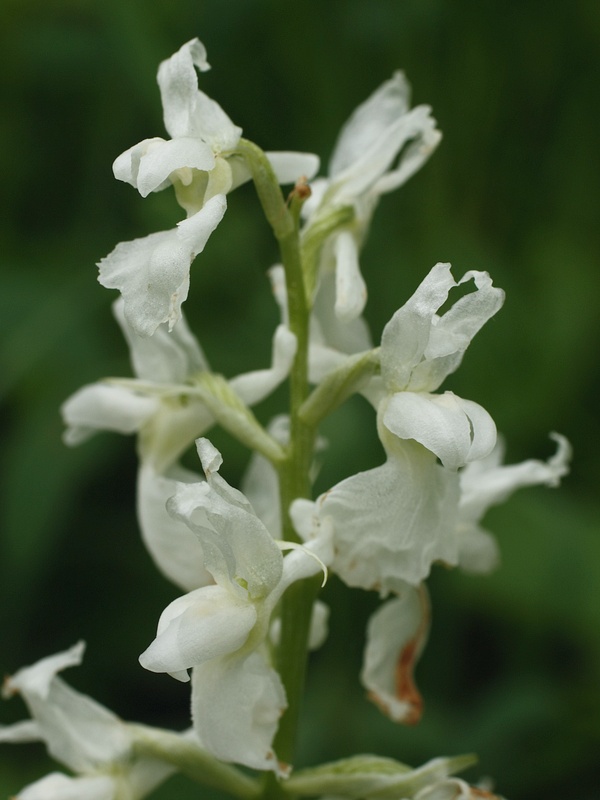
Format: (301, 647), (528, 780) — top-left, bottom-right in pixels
(380, 263), (504, 394)
(113, 297), (208, 384)
(457, 433), (571, 573)
(113, 136), (215, 197)
(136, 463), (212, 591)
(361, 586), (429, 725)
(334, 230), (367, 322)
(97, 194), (226, 337)
(61, 383), (158, 445)
(2, 643), (130, 774)
(266, 151), (320, 183)
(0, 719), (41, 743)
(16, 772), (116, 800)
(192, 650), (288, 775)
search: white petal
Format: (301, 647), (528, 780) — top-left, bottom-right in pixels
(0, 720), (41, 743)
(4, 642), (85, 700)
(289, 497), (317, 542)
(97, 228), (191, 337)
(371, 108), (442, 195)
(457, 528), (500, 574)
(460, 433), (571, 523)
(307, 600), (330, 650)
(113, 137), (166, 189)
(17, 772), (116, 800)
(332, 106), (439, 201)
(266, 151), (320, 183)
(314, 439), (460, 592)
(416, 270), (504, 390)
(334, 231), (367, 322)
(310, 268), (373, 379)
(113, 297), (209, 384)
(380, 264), (503, 393)
(169, 444), (283, 599)
(380, 263), (456, 391)
(139, 584), (257, 680)
(268, 264), (288, 324)
(98, 196), (225, 337)
(135, 137), (215, 197)
(383, 391), (497, 470)
(189, 90), (242, 152)
(176, 193), (227, 259)
(456, 433), (571, 574)
(61, 383), (158, 445)
(361, 587), (429, 724)
(191, 651), (287, 774)
(4, 644), (130, 773)
(229, 325), (297, 406)
(137, 464), (212, 591)
(157, 39), (211, 139)
(329, 72), (411, 177)
(241, 416), (288, 538)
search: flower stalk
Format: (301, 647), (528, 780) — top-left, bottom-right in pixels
(240, 137), (322, 781)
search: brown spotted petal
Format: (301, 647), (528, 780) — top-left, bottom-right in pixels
(361, 584), (429, 725)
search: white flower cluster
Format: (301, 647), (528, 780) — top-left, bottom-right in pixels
(0, 642), (181, 800)
(98, 39), (319, 337)
(2, 37), (570, 799)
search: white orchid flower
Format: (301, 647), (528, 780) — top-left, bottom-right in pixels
(457, 432), (572, 573)
(0, 642), (177, 800)
(355, 434), (571, 725)
(302, 71), (441, 323)
(61, 299), (296, 591)
(286, 264), (503, 591)
(139, 438), (330, 774)
(99, 38), (319, 336)
(375, 262), (504, 470)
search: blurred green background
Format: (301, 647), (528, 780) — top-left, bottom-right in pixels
(1, 0), (599, 798)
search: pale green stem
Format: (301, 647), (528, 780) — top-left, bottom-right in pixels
(238, 139), (320, 792)
(129, 724), (260, 799)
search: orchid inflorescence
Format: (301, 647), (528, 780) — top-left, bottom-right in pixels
(1, 38), (570, 800)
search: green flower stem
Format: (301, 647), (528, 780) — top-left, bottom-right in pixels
(129, 724), (260, 799)
(239, 139), (319, 791)
(299, 348), (380, 428)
